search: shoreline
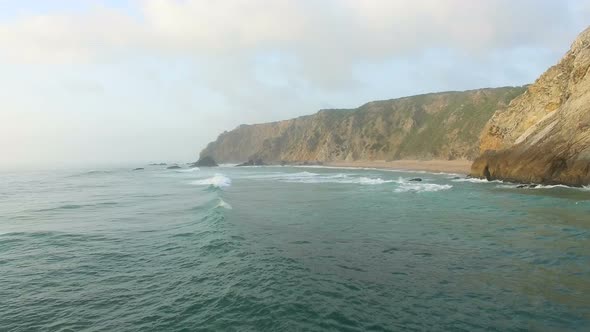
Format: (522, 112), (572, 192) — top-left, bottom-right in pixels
(323, 160), (473, 175)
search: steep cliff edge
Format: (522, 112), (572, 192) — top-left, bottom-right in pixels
(200, 87), (524, 163)
(472, 27), (590, 186)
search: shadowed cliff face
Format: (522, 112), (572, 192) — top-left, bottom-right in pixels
(200, 87), (524, 163)
(472, 27), (590, 186)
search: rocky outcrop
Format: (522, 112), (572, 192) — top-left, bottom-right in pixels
(472, 27), (590, 186)
(236, 158), (266, 167)
(200, 87), (524, 164)
(191, 156), (218, 167)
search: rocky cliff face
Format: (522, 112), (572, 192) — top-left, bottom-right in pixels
(472, 27), (590, 186)
(200, 87), (524, 163)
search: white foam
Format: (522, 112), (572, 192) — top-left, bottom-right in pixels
(178, 167), (200, 172)
(246, 171), (393, 185)
(285, 173), (393, 185)
(355, 177), (394, 185)
(295, 165), (464, 177)
(284, 171), (320, 178)
(245, 171), (319, 180)
(497, 184), (590, 191)
(496, 184), (518, 189)
(191, 174), (232, 188)
(216, 199), (232, 209)
(394, 178), (453, 193)
(451, 178), (503, 184)
(534, 184), (571, 189)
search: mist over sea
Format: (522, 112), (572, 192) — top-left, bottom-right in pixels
(1, 165), (589, 331)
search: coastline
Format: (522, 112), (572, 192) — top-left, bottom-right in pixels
(323, 160), (472, 175)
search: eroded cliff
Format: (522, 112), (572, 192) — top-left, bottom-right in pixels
(200, 87), (524, 163)
(472, 27), (590, 186)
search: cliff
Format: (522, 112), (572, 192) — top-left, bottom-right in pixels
(200, 87), (525, 163)
(472, 27), (590, 186)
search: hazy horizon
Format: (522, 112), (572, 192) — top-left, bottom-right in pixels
(1, 0), (589, 169)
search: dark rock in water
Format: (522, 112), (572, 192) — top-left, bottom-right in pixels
(149, 163), (167, 166)
(133, 167), (144, 171)
(166, 165), (182, 169)
(191, 156), (218, 167)
(237, 158), (266, 167)
(516, 184), (538, 189)
(452, 176), (461, 180)
(409, 178), (422, 182)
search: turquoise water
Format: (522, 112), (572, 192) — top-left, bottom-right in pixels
(1, 165), (590, 331)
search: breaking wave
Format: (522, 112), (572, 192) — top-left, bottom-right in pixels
(248, 172), (393, 185)
(216, 199), (233, 210)
(497, 183), (590, 191)
(394, 178), (453, 193)
(452, 178), (503, 184)
(191, 174), (232, 188)
(178, 167), (200, 172)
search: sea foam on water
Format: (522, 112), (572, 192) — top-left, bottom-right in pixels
(191, 174), (232, 188)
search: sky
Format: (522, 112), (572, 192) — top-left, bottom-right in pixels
(0, 0), (589, 169)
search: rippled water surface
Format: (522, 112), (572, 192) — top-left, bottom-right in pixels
(1, 165), (589, 331)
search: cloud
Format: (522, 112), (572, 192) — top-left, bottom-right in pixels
(0, 0), (588, 167)
(0, 1), (582, 64)
(0, 0), (584, 93)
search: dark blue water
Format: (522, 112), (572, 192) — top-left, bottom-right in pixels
(1, 166), (589, 331)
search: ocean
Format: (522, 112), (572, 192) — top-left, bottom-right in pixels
(1, 165), (589, 331)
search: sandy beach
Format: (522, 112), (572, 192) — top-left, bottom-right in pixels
(324, 160), (473, 175)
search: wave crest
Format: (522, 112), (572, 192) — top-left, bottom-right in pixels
(497, 183), (590, 191)
(451, 178), (502, 183)
(216, 199), (233, 210)
(282, 173), (393, 185)
(394, 178), (453, 193)
(247, 172), (392, 185)
(191, 174), (232, 188)
(178, 167), (200, 172)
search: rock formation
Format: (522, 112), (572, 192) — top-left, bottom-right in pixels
(472, 27), (590, 186)
(191, 156), (218, 167)
(200, 87), (524, 164)
(236, 158), (266, 167)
